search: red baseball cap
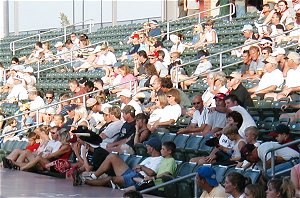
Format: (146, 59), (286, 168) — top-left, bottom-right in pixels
(131, 34), (139, 39)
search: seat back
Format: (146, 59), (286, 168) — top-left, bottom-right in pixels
(173, 134), (190, 149)
(161, 133), (176, 143)
(243, 169), (261, 184)
(175, 162), (197, 177)
(184, 135), (203, 150)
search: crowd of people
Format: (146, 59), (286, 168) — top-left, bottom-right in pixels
(0, 0), (300, 197)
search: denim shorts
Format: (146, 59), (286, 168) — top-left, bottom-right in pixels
(122, 168), (143, 188)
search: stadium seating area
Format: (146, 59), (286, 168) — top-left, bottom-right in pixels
(1, 5), (300, 197)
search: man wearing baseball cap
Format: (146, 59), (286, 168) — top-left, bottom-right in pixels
(196, 166), (228, 197)
(117, 89), (142, 115)
(248, 56), (284, 99)
(240, 141), (299, 170)
(268, 124), (299, 152)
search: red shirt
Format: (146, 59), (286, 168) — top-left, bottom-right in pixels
(26, 143), (40, 152)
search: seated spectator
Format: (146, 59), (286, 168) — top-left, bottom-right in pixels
(265, 52), (300, 100)
(177, 95), (209, 134)
(268, 124), (299, 152)
(53, 41), (68, 63)
(148, 20), (161, 37)
(185, 23), (204, 48)
(196, 166), (228, 198)
(148, 52), (168, 78)
(99, 106), (124, 148)
(2, 118), (18, 142)
(56, 93), (71, 116)
(106, 105), (136, 154)
(125, 141), (177, 192)
(248, 46), (265, 78)
(22, 66), (36, 90)
(248, 56), (284, 99)
(70, 32), (80, 46)
(244, 184), (266, 198)
(42, 41), (54, 62)
(68, 79), (87, 104)
(147, 93), (169, 131)
(202, 71), (228, 107)
(71, 127), (112, 186)
(190, 110), (242, 165)
(19, 128), (72, 171)
(272, 47), (288, 77)
(179, 50), (212, 89)
(6, 74), (28, 102)
(19, 41), (44, 64)
(133, 50), (148, 77)
(65, 39), (79, 62)
(240, 142), (299, 170)
(153, 41), (170, 66)
(149, 88), (182, 131)
(224, 172), (251, 198)
(3, 127), (50, 169)
(236, 126), (260, 169)
(28, 87), (45, 120)
(83, 137), (163, 188)
(266, 177), (295, 198)
(170, 33), (185, 54)
(78, 33), (91, 48)
(226, 72), (254, 108)
(291, 164), (300, 197)
(117, 89), (142, 115)
(111, 65), (136, 94)
(133, 113), (151, 145)
(194, 19), (218, 49)
(73, 106), (89, 127)
(240, 50), (252, 76)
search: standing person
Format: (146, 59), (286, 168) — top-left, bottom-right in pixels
(196, 166), (228, 198)
(178, 0), (187, 17)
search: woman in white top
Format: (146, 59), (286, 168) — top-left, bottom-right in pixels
(147, 93), (169, 132)
(195, 19), (218, 49)
(151, 89), (182, 130)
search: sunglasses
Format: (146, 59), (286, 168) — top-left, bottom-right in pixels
(46, 97), (53, 99)
(193, 102), (201, 105)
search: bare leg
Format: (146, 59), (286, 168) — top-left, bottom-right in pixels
(94, 154), (129, 177)
(6, 149), (24, 161)
(85, 176), (112, 186)
(20, 156), (49, 171)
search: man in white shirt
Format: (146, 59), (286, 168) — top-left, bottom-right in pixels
(28, 87), (45, 119)
(177, 95), (209, 134)
(241, 142), (299, 171)
(118, 89), (142, 115)
(6, 74), (28, 102)
(248, 56), (284, 99)
(265, 52), (300, 100)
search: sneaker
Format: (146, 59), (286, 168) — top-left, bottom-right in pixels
(2, 157), (13, 169)
(110, 180), (121, 189)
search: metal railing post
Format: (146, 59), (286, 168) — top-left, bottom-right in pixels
(219, 53), (223, 71)
(175, 67), (179, 88)
(194, 175), (198, 198)
(129, 80), (132, 91)
(167, 21), (170, 41)
(198, 11), (201, 23)
(89, 20), (92, 33)
(36, 109), (39, 125)
(38, 34), (41, 42)
(37, 62), (40, 80)
(83, 95), (86, 107)
(3, 69), (7, 84)
(270, 150), (275, 178)
(12, 42), (15, 56)
(70, 51), (73, 68)
(64, 26), (67, 42)
(229, 4), (233, 21)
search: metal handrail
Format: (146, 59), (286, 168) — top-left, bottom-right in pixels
(140, 172), (198, 197)
(264, 139), (300, 178)
(170, 26), (300, 86)
(10, 19), (95, 55)
(0, 79), (136, 124)
(153, 3), (235, 41)
(173, 41), (299, 84)
(0, 123), (43, 138)
(4, 40), (106, 81)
